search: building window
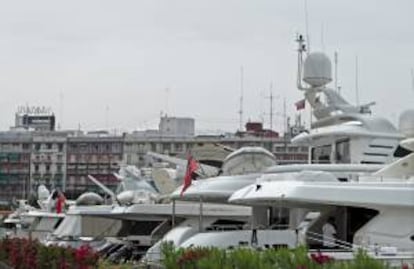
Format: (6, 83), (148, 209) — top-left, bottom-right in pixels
(35, 165), (39, 172)
(175, 143), (183, 152)
(162, 143), (171, 152)
(47, 143), (52, 149)
(69, 154), (76, 163)
(34, 143), (41, 151)
(275, 146), (285, 152)
(22, 143), (30, 150)
(45, 165), (50, 172)
(288, 147), (298, 153)
(58, 143), (64, 152)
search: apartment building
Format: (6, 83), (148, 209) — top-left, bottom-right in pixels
(123, 133), (308, 168)
(66, 135), (123, 199)
(30, 132), (67, 192)
(0, 132), (31, 201)
(0, 116), (308, 202)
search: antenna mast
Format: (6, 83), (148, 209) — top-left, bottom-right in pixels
(59, 91), (64, 130)
(334, 52), (338, 92)
(269, 82), (274, 131)
(355, 55), (360, 106)
(304, 0), (311, 53)
(283, 97), (287, 136)
(105, 105), (109, 130)
(165, 87), (170, 116)
(239, 66), (244, 131)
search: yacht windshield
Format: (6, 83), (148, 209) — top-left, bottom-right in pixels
(116, 179), (157, 194)
(311, 145), (332, 164)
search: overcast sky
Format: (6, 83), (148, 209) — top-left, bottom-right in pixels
(0, 0), (412, 133)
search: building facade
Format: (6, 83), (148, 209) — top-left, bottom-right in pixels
(0, 117), (308, 202)
(30, 133), (67, 193)
(66, 135), (123, 199)
(123, 133), (308, 168)
(0, 132), (32, 201)
(14, 106), (56, 131)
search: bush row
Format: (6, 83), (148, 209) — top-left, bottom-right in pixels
(161, 243), (412, 269)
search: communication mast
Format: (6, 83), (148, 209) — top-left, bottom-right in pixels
(238, 66), (244, 131)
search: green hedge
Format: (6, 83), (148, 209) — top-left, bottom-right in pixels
(160, 243), (411, 269)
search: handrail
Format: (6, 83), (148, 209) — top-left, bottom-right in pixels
(306, 230), (354, 250)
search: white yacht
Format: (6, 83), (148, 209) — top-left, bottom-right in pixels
(229, 133), (414, 262)
(2, 186), (69, 240)
(81, 146), (273, 260)
(146, 36), (411, 262)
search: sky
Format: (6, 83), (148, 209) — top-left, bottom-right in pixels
(0, 0), (413, 133)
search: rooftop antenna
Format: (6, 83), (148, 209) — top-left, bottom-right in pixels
(165, 87), (170, 115)
(283, 97), (287, 136)
(334, 51), (338, 93)
(58, 91), (64, 130)
(304, 0), (311, 53)
(105, 105), (109, 130)
(238, 66), (244, 131)
(355, 55), (360, 106)
(267, 82), (275, 131)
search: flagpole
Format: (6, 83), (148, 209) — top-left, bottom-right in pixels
(309, 100), (312, 129)
(172, 199), (176, 228)
(199, 196), (203, 232)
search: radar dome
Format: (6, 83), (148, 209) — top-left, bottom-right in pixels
(303, 52), (332, 87)
(37, 185), (50, 200)
(76, 192), (104, 206)
(399, 109), (414, 138)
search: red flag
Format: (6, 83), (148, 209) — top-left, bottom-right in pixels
(295, 99), (306, 110)
(56, 193), (66, 214)
(180, 154), (199, 196)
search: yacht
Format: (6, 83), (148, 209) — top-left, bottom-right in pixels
(229, 133), (414, 263)
(72, 146), (273, 261)
(145, 36), (411, 262)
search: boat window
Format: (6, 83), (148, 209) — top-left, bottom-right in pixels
(207, 219), (246, 231)
(117, 220), (163, 236)
(311, 145), (332, 164)
(393, 145), (412, 158)
(336, 139), (350, 163)
(346, 207), (379, 243)
(411, 235), (414, 241)
(54, 218), (64, 229)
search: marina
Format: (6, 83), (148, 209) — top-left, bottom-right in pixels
(0, 1), (413, 268)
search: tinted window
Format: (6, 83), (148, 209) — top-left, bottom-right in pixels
(336, 139), (350, 163)
(311, 144), (332, 164)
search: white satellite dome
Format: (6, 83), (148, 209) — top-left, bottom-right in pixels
(303, 52), (332, 87)
(399, 109), (414, 138)
(37, 185), (50, 200)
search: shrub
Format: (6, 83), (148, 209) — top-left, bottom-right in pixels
(160, 243), (407, 269)
(0, 237), (99, 269)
